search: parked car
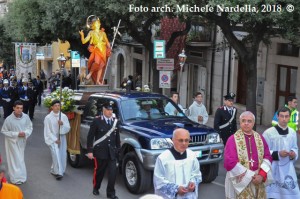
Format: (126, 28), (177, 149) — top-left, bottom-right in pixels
(68, 90), (224, 194)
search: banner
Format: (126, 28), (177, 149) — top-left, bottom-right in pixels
(15, 43), (37, 79)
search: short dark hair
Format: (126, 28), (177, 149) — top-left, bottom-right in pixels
(13, 100), (23, 107)
(194, 92), (202, 98)
(287, 96), (297, 103)
(277, 106), (291, 116)
(51, 100), (60, 106)
(170, 92), (179, 98)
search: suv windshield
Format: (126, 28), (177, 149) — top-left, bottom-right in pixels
(120, 98), (185, 121)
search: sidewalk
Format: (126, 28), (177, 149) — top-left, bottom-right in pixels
(206, 115), (300, 183)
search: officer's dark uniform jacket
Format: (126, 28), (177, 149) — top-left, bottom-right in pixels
(0, 86), (13, 118)
(0, 86), (12, 102)
(214, 106), (237, 145)
(87, 115), (120, 160)
(18, 85), (29, 101)
(10, 85), (19, 104)
(27, 86), (38, 105)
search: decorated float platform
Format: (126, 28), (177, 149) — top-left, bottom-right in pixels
(78, 84), (109, 91)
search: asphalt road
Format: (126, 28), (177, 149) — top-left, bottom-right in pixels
(0, 105), (226, 199)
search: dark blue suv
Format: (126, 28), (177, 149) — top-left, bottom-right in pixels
(68, 91), (224, 194)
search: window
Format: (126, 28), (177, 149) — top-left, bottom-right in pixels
(190, 51), (203, 58)
(277, 43), (299, 57)
(134, 47), (143, 54)
(120, 98), (185, 121)
(83, 97), (118, 119)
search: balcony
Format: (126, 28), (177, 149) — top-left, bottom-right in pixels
(36, 46), (53, 60)
(186, 26), (212, 47)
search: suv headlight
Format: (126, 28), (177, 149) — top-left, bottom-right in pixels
(206, 133), (221, 144)
(150, 138), (173, 149)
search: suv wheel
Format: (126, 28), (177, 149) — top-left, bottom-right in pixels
(201, 163), (219, 183)
(122, 152), (151, 194)
(67, 146), (87, 168)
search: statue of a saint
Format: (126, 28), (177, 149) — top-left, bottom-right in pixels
(79, 15), (111, 85)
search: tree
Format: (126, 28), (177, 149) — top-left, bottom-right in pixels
(168, 0), (300, 118)
(0, 22), (14, 67)
(5, 0), (298, 116)
(3, 0), (191, 90)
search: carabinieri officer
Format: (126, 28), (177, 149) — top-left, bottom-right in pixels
(214, 92), (237, 146)
(87, 101), (120, 199)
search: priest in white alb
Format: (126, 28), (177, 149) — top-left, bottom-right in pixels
(224, 111), (272, 199)
(1, 100), (33, 185)
(153, 128), (202, 199)
(44, 100), (70, 180)
(263, 106), (300, 199)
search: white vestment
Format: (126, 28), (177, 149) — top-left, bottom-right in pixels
(263, 126), (300, 199)
(44, 111), (70, 176)
(1, 112), (32, 183)
(187, 101), (208, 124)
(153, 149), (202, 199)
(164, 102), (184, 116)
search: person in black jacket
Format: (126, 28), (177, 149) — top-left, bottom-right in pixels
(87, 101), (120, 199)
(10, 80), (19, 116)
(214, 92), (237, 146)
(0, 79), (13, 118)
(27, 81), (37, 120)
(35, 76), (44, 106)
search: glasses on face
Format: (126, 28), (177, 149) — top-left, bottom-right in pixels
(176, 139), (191, 143)
(241, 119), (253, 124)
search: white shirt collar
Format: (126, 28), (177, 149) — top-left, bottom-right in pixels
(103, 115), (112, 122)
(226, 106), (233, 110)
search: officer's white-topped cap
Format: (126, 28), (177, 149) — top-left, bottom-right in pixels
(224, 92), (236, 100)
(3, 79), (8, 84)
(22, 78), (28, 82)
(141, 101), (152, 105)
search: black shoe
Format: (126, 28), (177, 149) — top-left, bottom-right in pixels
(107, 195), (118, 199)
(14, 181), (24, 185)
(93, 189), (99, 195)
(55, 175), (63, 180)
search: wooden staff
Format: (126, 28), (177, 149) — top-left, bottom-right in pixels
(102, 19), (121, 84)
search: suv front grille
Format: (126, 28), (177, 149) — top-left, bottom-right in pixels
(189, 135), (207, 146)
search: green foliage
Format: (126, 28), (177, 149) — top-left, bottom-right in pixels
(0, 21), (14, 66)
(3, 0), (300, 48)
(43, 87), (75, 112)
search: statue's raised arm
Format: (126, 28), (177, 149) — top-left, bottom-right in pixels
(79, 15), (111, 85)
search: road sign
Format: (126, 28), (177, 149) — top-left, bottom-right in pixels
(154, 40), (165, 59)
(71, 51), (80, 68)
(159, 71), (171, 88)
(157, 58), (174, 70)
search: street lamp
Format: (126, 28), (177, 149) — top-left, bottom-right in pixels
(56, 53), (66, 145)
(178, 49), (187, 94)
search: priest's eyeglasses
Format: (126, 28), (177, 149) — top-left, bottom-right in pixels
(176, 139), (191, 143)
(241, 119), (254, 124)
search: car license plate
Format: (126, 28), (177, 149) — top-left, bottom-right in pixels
(195, 150), (202, 158)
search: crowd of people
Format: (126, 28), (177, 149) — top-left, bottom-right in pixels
(0, 77), (300, 198)
(120, 74), (143, 91)
(0, 69), (45, 120)
(163, 91), (300, 198)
